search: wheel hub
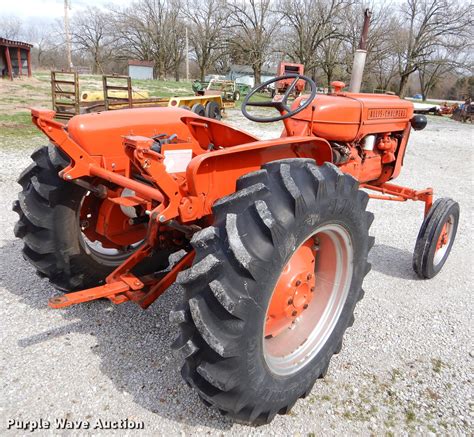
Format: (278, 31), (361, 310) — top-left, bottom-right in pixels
(433, 215), (454, 267)
(436, 219), (451, 250)
(265, 239), (317, 338)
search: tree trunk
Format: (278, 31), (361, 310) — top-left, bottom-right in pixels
(418, 71), (426, 101)
(175, 65), (180, 82)
(398, 74), (410, 98)
(253, 63), (262, 86)
(326, 70), (332, 88)
(200, 66), (205, 82)
(157, 52), (165, 80)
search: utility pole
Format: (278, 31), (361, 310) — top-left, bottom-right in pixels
(185, 27), (189, 81)
(64, 0), (73, 70)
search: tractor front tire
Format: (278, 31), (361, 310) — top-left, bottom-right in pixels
(413, 198), (459, 279)
(171, 159), (374, 425)
(13, 145), (170, 292)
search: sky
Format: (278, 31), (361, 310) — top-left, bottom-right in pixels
(0, 0), (130, 20)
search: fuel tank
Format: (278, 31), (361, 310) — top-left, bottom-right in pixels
(293, 92), (414, 142)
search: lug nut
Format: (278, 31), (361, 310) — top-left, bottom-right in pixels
(292, 310), (297, 316)
(310, 287), (315, 292)
(295, 280), (301, 287)
(307, 273), (312, 280)
(303, 304), (308, 309)
(287, 298), (293, 305)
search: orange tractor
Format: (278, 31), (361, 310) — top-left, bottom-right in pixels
(14, 75), (459, 425)
(275, 62), (306, 96)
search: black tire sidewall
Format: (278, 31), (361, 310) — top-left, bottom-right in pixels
(52, 185), (116, 286)
(418, 199), (459, 278)
(191, 103), (205, 116)
(205, 101), (221, 120)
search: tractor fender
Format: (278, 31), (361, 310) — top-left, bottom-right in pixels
(182, 136), (332, 220)
(66, 107), (195, 157)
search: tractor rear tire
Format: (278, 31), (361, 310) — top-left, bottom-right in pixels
(413, 198), (459, 279)
(13, 145), (171, 292)
(171, 159), (374, 425)
(191, 103), (205, 117)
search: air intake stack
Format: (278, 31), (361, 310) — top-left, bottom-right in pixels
(349, 9), (372, 93)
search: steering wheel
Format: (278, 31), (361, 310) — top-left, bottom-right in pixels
(241, 74), (317, 123)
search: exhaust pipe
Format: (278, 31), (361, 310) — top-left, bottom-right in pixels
(349, 9), (372, 93)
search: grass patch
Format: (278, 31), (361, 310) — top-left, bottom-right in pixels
(431, 358), (446, 373)
(405, 409), (416, 423)
(0, 112), (40, 138)
(391, 368), (402, 382)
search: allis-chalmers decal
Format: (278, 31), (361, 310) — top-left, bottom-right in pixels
(368, 108), (408, 119)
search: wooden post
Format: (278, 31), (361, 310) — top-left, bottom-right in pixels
(5, 47), (13, 80)
(127, 76), (132, 108)
(51, 71), (57, 111)
(27, 49), (32, 77)
(102, 75), (109, 111)
(17, 48), (22, 76)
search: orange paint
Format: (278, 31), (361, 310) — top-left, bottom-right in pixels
(265, 239), (317, 338)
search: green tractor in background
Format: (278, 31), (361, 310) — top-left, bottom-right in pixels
(192, 79), (248, 103)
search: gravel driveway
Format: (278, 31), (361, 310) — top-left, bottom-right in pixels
(1, 113), (472, 435)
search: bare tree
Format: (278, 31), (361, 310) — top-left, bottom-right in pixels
(228, 0), (279, 85)
(278, 0), (347, 79)
(0, 15), (23, 40)
(137, 0), (169, 79)
(112, 3), (157, 63)
(71, 7), (117, 73)
(317, 36), (345, 86)
(25, 22), (62, 67)
(396, 0), (472, 97)
(372, 54), (399, 92)
(110, 0), (186, 79)
(183, 0), (228, 81)
(417, 46), (470, 101)
(163, 0), (186, 80)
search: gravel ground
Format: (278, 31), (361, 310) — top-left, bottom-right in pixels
(0, 112), (472, 436)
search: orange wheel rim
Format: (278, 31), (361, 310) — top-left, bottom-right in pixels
(265, 238), (317, 338)
(263, 224), (354, 375)
(434, 215), (454, 266)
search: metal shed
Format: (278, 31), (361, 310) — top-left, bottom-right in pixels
(228, 64), (276, 87)
(128, 60), (154, 80)
(0, 37), (32, 80)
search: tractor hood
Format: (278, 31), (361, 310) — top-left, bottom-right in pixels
(293, 93), (414, 142)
